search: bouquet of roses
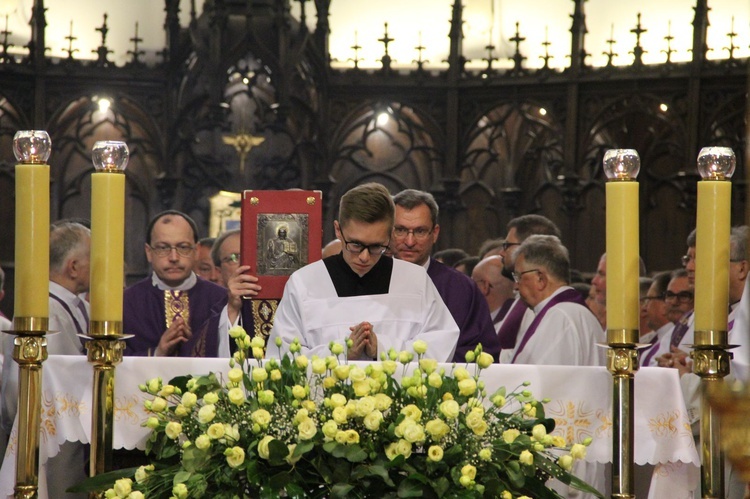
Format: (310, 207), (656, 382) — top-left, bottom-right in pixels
(75, 327), (603, 498)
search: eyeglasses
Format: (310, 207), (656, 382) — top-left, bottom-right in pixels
(681, 254), (695, 267)
(221, 253), (240, 265)
(511, 268), (541, 283)
(664, 290), (694, 303)
(393, 226), (433, 240)
(639, 294), (665, 303)
(340, 230), (389, 256)
(149, 243), (195, 258)
(501, 241), (520, 252)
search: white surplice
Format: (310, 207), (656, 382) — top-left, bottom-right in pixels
(267, 259), (459, 362)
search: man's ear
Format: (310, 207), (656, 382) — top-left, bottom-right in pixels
(334, 221), (341, 240)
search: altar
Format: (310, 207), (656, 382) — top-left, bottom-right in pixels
(0, 355), (699, 498)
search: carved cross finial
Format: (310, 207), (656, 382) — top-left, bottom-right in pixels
(413, 31), (428, 70)
(603, 24), (617, 67)
(348, 30), (362, 69)
(0, 14), (15, 64)
(378, 22), (394, 71)
(662, 20), (675, 63)
(539, 26), (553, 69)
(92, 13), (113, 66)
(63, 20), (78, 60)
(723, 16), (739, 61)
(629, 13), (647, 66)
(508, 22), (527, 75)
(127, 22), (145, 64)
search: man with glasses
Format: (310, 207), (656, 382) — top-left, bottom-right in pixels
(651, 269), (694, 368)
(471, 255), (516, 335)
(268, 183), (459, 361)
(391, 189), (500, 362)
(194, 237), (221, 284)
(123, 210), (229, 357)
(496, 214), (561, 362)
(639, 271), (676, 366)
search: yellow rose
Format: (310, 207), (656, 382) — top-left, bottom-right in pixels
(459, 475), (473, 488)
(329, 393), (347, 408)
(558, 454), (573, 470)
(570, 443), (587, 460)
(385, 442), (399, 460)
(295, 355), (309, 369)
(373, 393), (393, 411)
(302, 400), (317, 412)
(286, 443), (301, 465)
(403, 422), (426, 443)
(165, 422), (182, 440)
(491, 394), (506, 407)
(330, 342), (344, 355)
(251, 408), (271, 427)
(412, 340), (428, 354)
(461, 464), (477, 479)
(458, 378), (477, 396)
(352, 380), (371, 397)
(144, 417), (159, 429)
(419, 358), (437, 374)
(476, 352), (494, 368)
(349, 366), (367, 382)
(335, 430), (348, 444)
(552, 435), (567, 447)
(453, 367), (470, 381)
(425, 418), (450, 440)
(323, 376), (337, 389)
(396, 439), (413, 459)
(229, 325), (246, 338)
(363, 410), (383, 431)
(198, 404), (216, 424)
(258, 390), (275, 405)
(532, 424), (547, 441)
(174, 405), (188, 418)
(225, 446), (245, 468)
(227, 387), (245, 406)
(258, 435), (274, 459)
(158, 384), (175, 397)
(398, 351), (413, 364)
(355, 396), (376, 417)
(227, 367), (243, 384)
(382, 360), (397, 375)
(195, 434), (211, 450)
(146, 378), (161, 394)
(207, 423), (225, 439)
(180, 392), (197, 408)
(251, 367), (268, 382)
(134, 464), (154, 484)
(503, 429), (520, 444)
(401, 404), (423, 421)
(333, 364), (350, 380)
(345, 429), (360, 444)
(519, 449), (534, 465)
(502, 492), (512, 499)
(332, 406), (348, 424)
(113, 478), (132, 497)
(292, 385), (307, 400)
(523, 403), (537, 417)
(427, 445), (443, 462)
(150, 397), (167, 413)
(466, 411), (484, 430)
(322, 420), (338, 439)
(479, 448), (492, 461)
(312, 358), (327, 374)
(129, 491), (145, 499)
(439, 399), (460, 419)
(325, 356), (338, 369)
(427, 372), (443, 388)
(297, 417), (317, 441)
(252, 347), (264, 359)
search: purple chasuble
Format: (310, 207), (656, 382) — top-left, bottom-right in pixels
(123, 276), (229, 357)
(427, 259), (501, 362)
(669, 311), (694, 349)
(494, 298), (514, 325)
(496, 298), (529, 350)
(511, 288), (588, 363)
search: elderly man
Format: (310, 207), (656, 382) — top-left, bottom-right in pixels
(391, 189), (499, 362)
(509, 235), (605, 366)
(194, 237), (221, 284)
(123, 211), (238, 357)
(496, 214), (561, 361)
(637, 271), (673, 365)
(268, 183), (459, 362)
(471, 255), (515, 332)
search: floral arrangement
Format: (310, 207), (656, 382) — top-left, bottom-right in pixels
(77, 327), (603, 498)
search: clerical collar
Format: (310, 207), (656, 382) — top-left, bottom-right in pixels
(151, 271), (197, 291)
(323, 252), (393, 297)
(532, 286), (571, 314)
(49, 280), (79, 303)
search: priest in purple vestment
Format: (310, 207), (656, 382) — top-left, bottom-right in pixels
(124, 211), (246, 357)
(392, 189), (500, 362)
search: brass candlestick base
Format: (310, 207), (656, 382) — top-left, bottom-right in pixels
(692, 330), (733, 499)
(83, 322), (129, 477)
(607, 328), (640, 499)
(4, 319), (50, 499)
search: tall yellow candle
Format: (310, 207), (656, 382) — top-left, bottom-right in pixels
(13, 131), (52, 324)
(603, 149), (640, 338)
(694, 147), (734, 334)
(89, 141), (129, 333)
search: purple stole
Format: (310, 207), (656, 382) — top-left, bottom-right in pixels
(669, 311), (693, 349)
(511, 288), (588, 363)
(496, 299), (528, 349)
(49, 292), (87, 336)
(640, 334), (662, 367)
(494, 298), (514, 324)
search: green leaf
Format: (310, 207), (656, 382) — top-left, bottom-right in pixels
(268, 438), (290, 464)
(66, 467), (138, 493)
(181, 446), (210, 472)
(331, 483), (354, 498)
(351, 463), (394, 486)
(397, 477), (428, 497)
(173, 470), (192, 484)
(345, 444), (368, 462)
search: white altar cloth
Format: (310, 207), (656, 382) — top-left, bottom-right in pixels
(0, 355), (699, 497)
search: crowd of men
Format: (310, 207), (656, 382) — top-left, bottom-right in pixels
(0, 182), (748, 498)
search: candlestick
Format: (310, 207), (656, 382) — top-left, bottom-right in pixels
(603, 148), (640, 336)
(13, 131), (51, 328)
(694, 146), (734, 338)
(89, 141), (129, 335)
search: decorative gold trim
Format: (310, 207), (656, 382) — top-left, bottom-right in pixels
(12, 317), (49, 333)
(250, 196), (259, 205)
(306, 196), (316, 205)
(606, 329), (639, 346)
(694, 329), (729, 346)
(606, 177), (637, 182)
(89, 320), (124, 337)
(96, 167), (126, 174)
